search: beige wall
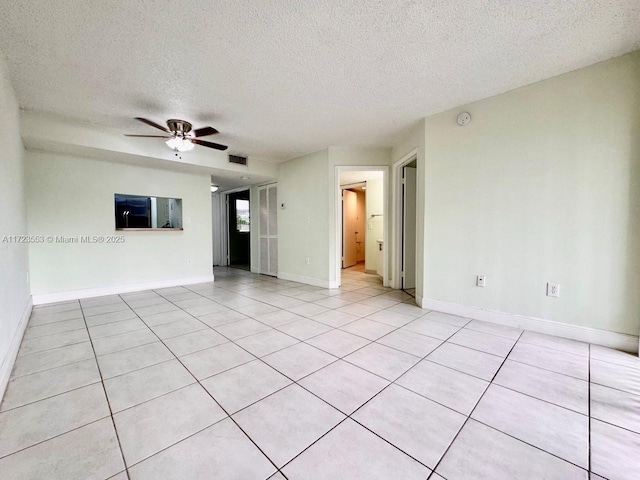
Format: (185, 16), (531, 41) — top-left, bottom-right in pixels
(277, 147), (391, 286)
(0, 53), (31, 397)
(26, 151), (213, 297)
(421, 51), (640, 336)
(277, 150), (330, 284)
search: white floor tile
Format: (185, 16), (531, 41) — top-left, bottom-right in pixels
(202, 360), (291, 414)
(591, 419), (640, 480)
(353, 384), (466, 468)
(590, 383), (640, 434)
(128, 418), (276, 480)
(509, 341), (589, 380)
(375, 329), (442, 357)
(472, 384), (589, 468)
(344, 343), (420, 381)
(234, 329), (299, 357)
(283, 419), (430, 479)
(103, 359), (195, 412)
(396, 360), (488, 415)
(494, 360), (589, 414)
(0, 418), (124, 479)
(426, 342), (503, 381)
(180, 342), (255, 380)
(262, 343), (337, 380)
(436, 420), (586, 480)
(299, 360), (389, 414)
(233, 384), (345, 467)
(1, 358), (101, 411)
(0, 383), (110, 458)
(114, 384), (226, 466)
(306, 329), (370, 357)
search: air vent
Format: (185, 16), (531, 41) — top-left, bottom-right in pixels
(229, 154), (248, 166)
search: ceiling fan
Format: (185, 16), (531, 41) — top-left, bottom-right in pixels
(125, 117), (228, 152)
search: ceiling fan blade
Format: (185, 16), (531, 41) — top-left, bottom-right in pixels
(192, 126), (219, 137)
(191, 139), (228, 151)
(134, 117), (170, 132)
(124, 134), (172, 138)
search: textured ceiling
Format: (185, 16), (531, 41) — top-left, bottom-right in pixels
(1, 1), (639, 162)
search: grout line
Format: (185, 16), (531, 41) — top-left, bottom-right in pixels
(118, 293), (284, 476)
(0, 415), (111, 461)
(422, 329), (525, 477)
(20, 269), (625, 478)
(78, 301), (131, 480)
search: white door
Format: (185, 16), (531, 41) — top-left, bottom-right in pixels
(402, 166), (417, 289)
(258, 184), (278, 276)
(342, 189), (358, 268)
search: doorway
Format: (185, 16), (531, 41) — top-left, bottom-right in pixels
(401, 160), (417, 293)
(336, 169), (387, 287)
(227, 189), (251, 270)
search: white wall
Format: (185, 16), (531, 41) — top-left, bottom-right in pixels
(26, 151), (213, 300)
(365, 178), (384, 272)
(277, 150), (330, 285)
(422, 51), (640, 337)
(0, 53), (31, 399)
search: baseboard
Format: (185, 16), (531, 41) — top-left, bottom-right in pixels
(0, 296), (33, 404)
(277, 272), (336, 289)
(420, 297), (638, 354)
(32, 275), (215, 305)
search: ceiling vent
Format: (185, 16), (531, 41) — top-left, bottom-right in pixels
(229, 154), (248, 166)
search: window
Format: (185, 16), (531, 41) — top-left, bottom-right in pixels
(236, 199), (250, 232)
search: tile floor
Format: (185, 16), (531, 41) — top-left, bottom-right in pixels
(0, 267), (639, 479)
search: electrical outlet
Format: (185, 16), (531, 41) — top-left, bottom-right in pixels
(547, 282), (560, 297)
(476, 275), (486, 287)
(305, 257), (310, 265)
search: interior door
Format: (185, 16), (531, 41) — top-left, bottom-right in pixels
(342, 189), (358, 268)
(402, 166), (417, 289)
(259, 184), (278, 276)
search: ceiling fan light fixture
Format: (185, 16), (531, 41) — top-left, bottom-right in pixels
(166, 137), (195, 152)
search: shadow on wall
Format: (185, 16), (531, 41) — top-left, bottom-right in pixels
(624, 72), (640, 341)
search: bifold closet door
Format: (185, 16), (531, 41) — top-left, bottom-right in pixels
(259, 184), (278, 276)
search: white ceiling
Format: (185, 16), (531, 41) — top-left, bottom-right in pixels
(1, 1), (638, 162)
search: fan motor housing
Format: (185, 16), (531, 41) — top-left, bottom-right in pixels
(167, 119), (192, 135)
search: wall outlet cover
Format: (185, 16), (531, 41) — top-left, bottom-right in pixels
(476, 275), (486, 287)
(547, 282), (560, 297)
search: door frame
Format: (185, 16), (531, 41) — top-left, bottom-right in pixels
(334, 166), (389, 288)
(393, 149), (418, 290)
(224, 186), (251, 268)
